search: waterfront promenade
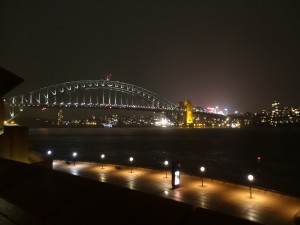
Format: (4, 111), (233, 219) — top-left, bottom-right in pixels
(53, 160), (300, 225)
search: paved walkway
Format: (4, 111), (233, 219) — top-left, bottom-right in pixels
(53, 160), (300, 225)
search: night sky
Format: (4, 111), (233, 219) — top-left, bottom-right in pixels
(0, 1), (299, 113)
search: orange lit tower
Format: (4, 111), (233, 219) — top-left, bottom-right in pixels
(184, 100), (193, 126)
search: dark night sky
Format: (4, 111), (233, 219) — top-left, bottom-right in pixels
(0, 0), (299, 113)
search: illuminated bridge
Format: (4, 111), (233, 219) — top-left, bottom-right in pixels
(4, 80), (181, 119)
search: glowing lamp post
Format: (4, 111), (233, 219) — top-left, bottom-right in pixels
(129, 157), (134, 173)
(46, 150), (53, 167)
(164, 160), (169, 178)
(248, 174), (254, 198)
(100, 154), (105, 169)
(72, 152), (77, 166)
(47, 150), (52, 156)
(200, 166), (205, 187)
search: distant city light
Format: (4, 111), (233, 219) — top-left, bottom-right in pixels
(206, 106), (229, 115)
(154, 114), (175, 127)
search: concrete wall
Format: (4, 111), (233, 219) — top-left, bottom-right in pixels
(0, 125), (30, 163)
(29, 150), (53, 169)
(0, 98), (4, 135)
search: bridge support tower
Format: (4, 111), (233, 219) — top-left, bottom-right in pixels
(177, 100), (193, 127)
(184, 100), (193, 126)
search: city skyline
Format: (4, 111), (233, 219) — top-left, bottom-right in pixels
(0, 1), (299, 113)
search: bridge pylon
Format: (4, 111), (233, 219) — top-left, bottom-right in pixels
(176, 100), (193, 127)
(184, 100), (193, 126)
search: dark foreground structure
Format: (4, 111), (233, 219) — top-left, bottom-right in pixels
(0, 157), (262, 225)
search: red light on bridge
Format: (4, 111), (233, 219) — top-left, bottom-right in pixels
(105, 74), (112, 81)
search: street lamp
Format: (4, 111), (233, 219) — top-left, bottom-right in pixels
(100, 154), (105, 169)
(47, 150), (52, 156)
(200, 166), (205, 187)
(164, 160), (169, 178)
(129, 157), (134, 173)
(248, 174), (254, 198)
(72, 152), (77, 166)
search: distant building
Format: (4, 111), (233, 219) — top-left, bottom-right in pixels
(57, 110), (63, 125)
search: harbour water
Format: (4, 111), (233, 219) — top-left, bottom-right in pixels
(29, 127), (300, 197)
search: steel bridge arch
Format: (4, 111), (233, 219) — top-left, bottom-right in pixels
(5, 80), (178, 118)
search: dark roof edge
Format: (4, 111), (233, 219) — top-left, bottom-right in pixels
(0, 66), (24, 97)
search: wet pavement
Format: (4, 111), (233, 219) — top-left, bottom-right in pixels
(53, 160), (300, 225)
